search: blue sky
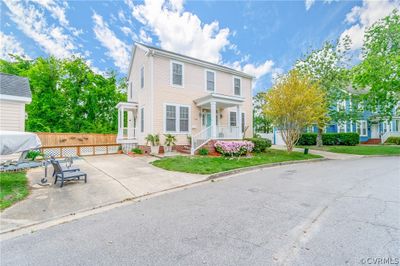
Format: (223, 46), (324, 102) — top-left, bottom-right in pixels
(1, 0), (399, 94)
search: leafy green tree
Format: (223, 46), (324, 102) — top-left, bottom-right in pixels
(352, 9), (400, 119)
(253, 92), (273, 133)
(0, 56), (126, 133)
(294, 39), (359, 146)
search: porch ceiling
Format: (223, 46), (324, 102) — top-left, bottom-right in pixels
(194, 93), (244, 108)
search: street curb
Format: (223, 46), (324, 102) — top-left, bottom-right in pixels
(208, 158), (329, 180)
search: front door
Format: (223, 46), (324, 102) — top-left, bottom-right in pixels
(371, 123), (379, 138)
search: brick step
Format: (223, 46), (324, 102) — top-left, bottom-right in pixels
(361, 138), (381, 144)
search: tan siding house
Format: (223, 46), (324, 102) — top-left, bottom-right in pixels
(117, 43), (254, 154)
(0, 73), (32, 132)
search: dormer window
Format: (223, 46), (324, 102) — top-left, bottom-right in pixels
(205, 70), (215, 92)
(233, 77), (241, 96)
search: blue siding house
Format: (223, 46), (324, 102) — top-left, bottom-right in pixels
(272, 100), (400, 145)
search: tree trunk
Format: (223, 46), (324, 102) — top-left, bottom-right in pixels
(316, 127), (323, 147)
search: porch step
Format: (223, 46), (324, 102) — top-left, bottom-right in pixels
(361, 138), (381, 144)
(179, 145), (191, 154)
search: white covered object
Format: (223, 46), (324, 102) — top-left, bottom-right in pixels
(0, 131), (42, 155)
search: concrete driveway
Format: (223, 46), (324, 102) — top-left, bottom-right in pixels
(1, 157), (398, 265)
(0, 155), (206, 233)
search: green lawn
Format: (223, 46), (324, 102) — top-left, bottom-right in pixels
(152, 149), (321, 174)
(304, 145), (400, 155)
(0, 171), (29, 210)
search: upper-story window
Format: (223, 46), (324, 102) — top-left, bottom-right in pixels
(140, 66), (144, 89)
(171, 61), (184, 87)
(233, 77), (241, 96)
(205, 70), (215, 92)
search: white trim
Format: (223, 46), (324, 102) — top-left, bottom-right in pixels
(337, 123), (347, 133)
(357, 120), (368, 136)
(232, 76), (242, 96)
(0, 94), (31, 103)
(163, 103), (191, 134)
(150, 55), (154, 133)
(170, 60), (184, 88)
(204, 69), (216, 93)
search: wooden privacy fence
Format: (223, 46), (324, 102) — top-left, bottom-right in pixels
(36, 132), (117, 147)
(36, 132), (119, 158)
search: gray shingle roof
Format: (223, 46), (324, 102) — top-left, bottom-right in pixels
(0, 73), (31, 98)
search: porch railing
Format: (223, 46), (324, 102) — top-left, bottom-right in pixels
(191, 126), (212, 155)
(381, 131), (400, 143)
(216, 126), (241, 139)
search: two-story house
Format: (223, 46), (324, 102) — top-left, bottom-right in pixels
(116, 43), (254, 154)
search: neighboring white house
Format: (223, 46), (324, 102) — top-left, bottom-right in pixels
(0, 73), (32, 131)
(116, 43), (254, 154)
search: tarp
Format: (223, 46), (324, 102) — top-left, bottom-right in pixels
(0, 131), (42, 155)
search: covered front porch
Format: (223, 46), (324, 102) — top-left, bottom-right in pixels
(192, 93), (244, 154)
(116, 102), (138, 144)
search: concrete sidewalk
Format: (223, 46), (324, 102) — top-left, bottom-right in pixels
(0, 155), (206, 234)
(272, 145), (363, 160)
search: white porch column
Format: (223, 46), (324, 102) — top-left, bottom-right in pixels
(127, 110), (134, 139)
(117, 108), (122, 138)
(211, 101), (217, 138)
(236, 105), (242, 139)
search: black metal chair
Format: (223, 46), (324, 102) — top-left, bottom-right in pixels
(50, 156), (80, 177)
(51, 160), (87, 187)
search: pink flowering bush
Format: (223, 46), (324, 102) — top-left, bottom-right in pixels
(214, 141), (254, 157)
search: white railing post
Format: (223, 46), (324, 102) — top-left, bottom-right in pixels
(211, 101), (217, 139)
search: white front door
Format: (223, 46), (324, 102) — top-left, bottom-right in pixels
(371, 124), (379, 138)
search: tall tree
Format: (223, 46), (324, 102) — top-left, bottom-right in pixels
(264, 70), (328, 152)
(253, 92), (273, 134)
(294, 39), (358, 146)
(0, 56), (126, 133)
(352, 9), (400, 118)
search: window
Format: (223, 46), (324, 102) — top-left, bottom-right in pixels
(233, 77), (241, 96)
(165, 104), (190, 133)
(171, 62), (183, 86)
(180, 106), (189, 132)
(140, 67), (144, 89)
(230, 112), (237, 127)
(357, 120), (367, 136)
(140, 107), (144, 133)
(394, 119), (400, 132)
(241, 113), (245, 133)
(337, 123), (346, 133)
(206, 70), (215, 92)
(129, 82), (133, 99)
(337, 100), (346, 111)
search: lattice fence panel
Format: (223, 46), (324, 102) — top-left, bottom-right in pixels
(80, 146), (94, 156)
(42, 147), (61, 158)
(94, 146), (107, 155)
(107, 145), (119, 154)
(61, 147), (77, 157)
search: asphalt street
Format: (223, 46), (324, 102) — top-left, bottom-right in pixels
(1, 157), (399, 266)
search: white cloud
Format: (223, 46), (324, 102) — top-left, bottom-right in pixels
(3, 0), (79, 58)
(0, 32), (29, 60)
(305, 0), (316, 10)
(130, 0), (231, 64)
(340, 0), (400, 50)
(92, 12), (130, 73)
(30, 0), (69, 27)
(139, 29), (152, 43)
(227, 59), (275, 79)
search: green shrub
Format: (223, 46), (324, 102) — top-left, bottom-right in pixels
(26, 150), (43, 160)
(297, 133), (317, 146)
(198, 148), (209, 156)
(298, 132), (359, 146)
(385, 136), (400, 145)
(132, 148), (143, 154)
(244, 138), (272, 152)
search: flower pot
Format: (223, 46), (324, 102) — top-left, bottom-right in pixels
(164, 146), (172, 153)
(151, 145), (160, 154)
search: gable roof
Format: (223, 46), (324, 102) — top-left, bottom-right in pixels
(129, 42), (254, 80)
(0, 73), (32, 102)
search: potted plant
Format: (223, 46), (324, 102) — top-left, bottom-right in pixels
(145, 134), (160, 154)
(117, 145), (123, 154)
(164, 134), (177, 153)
